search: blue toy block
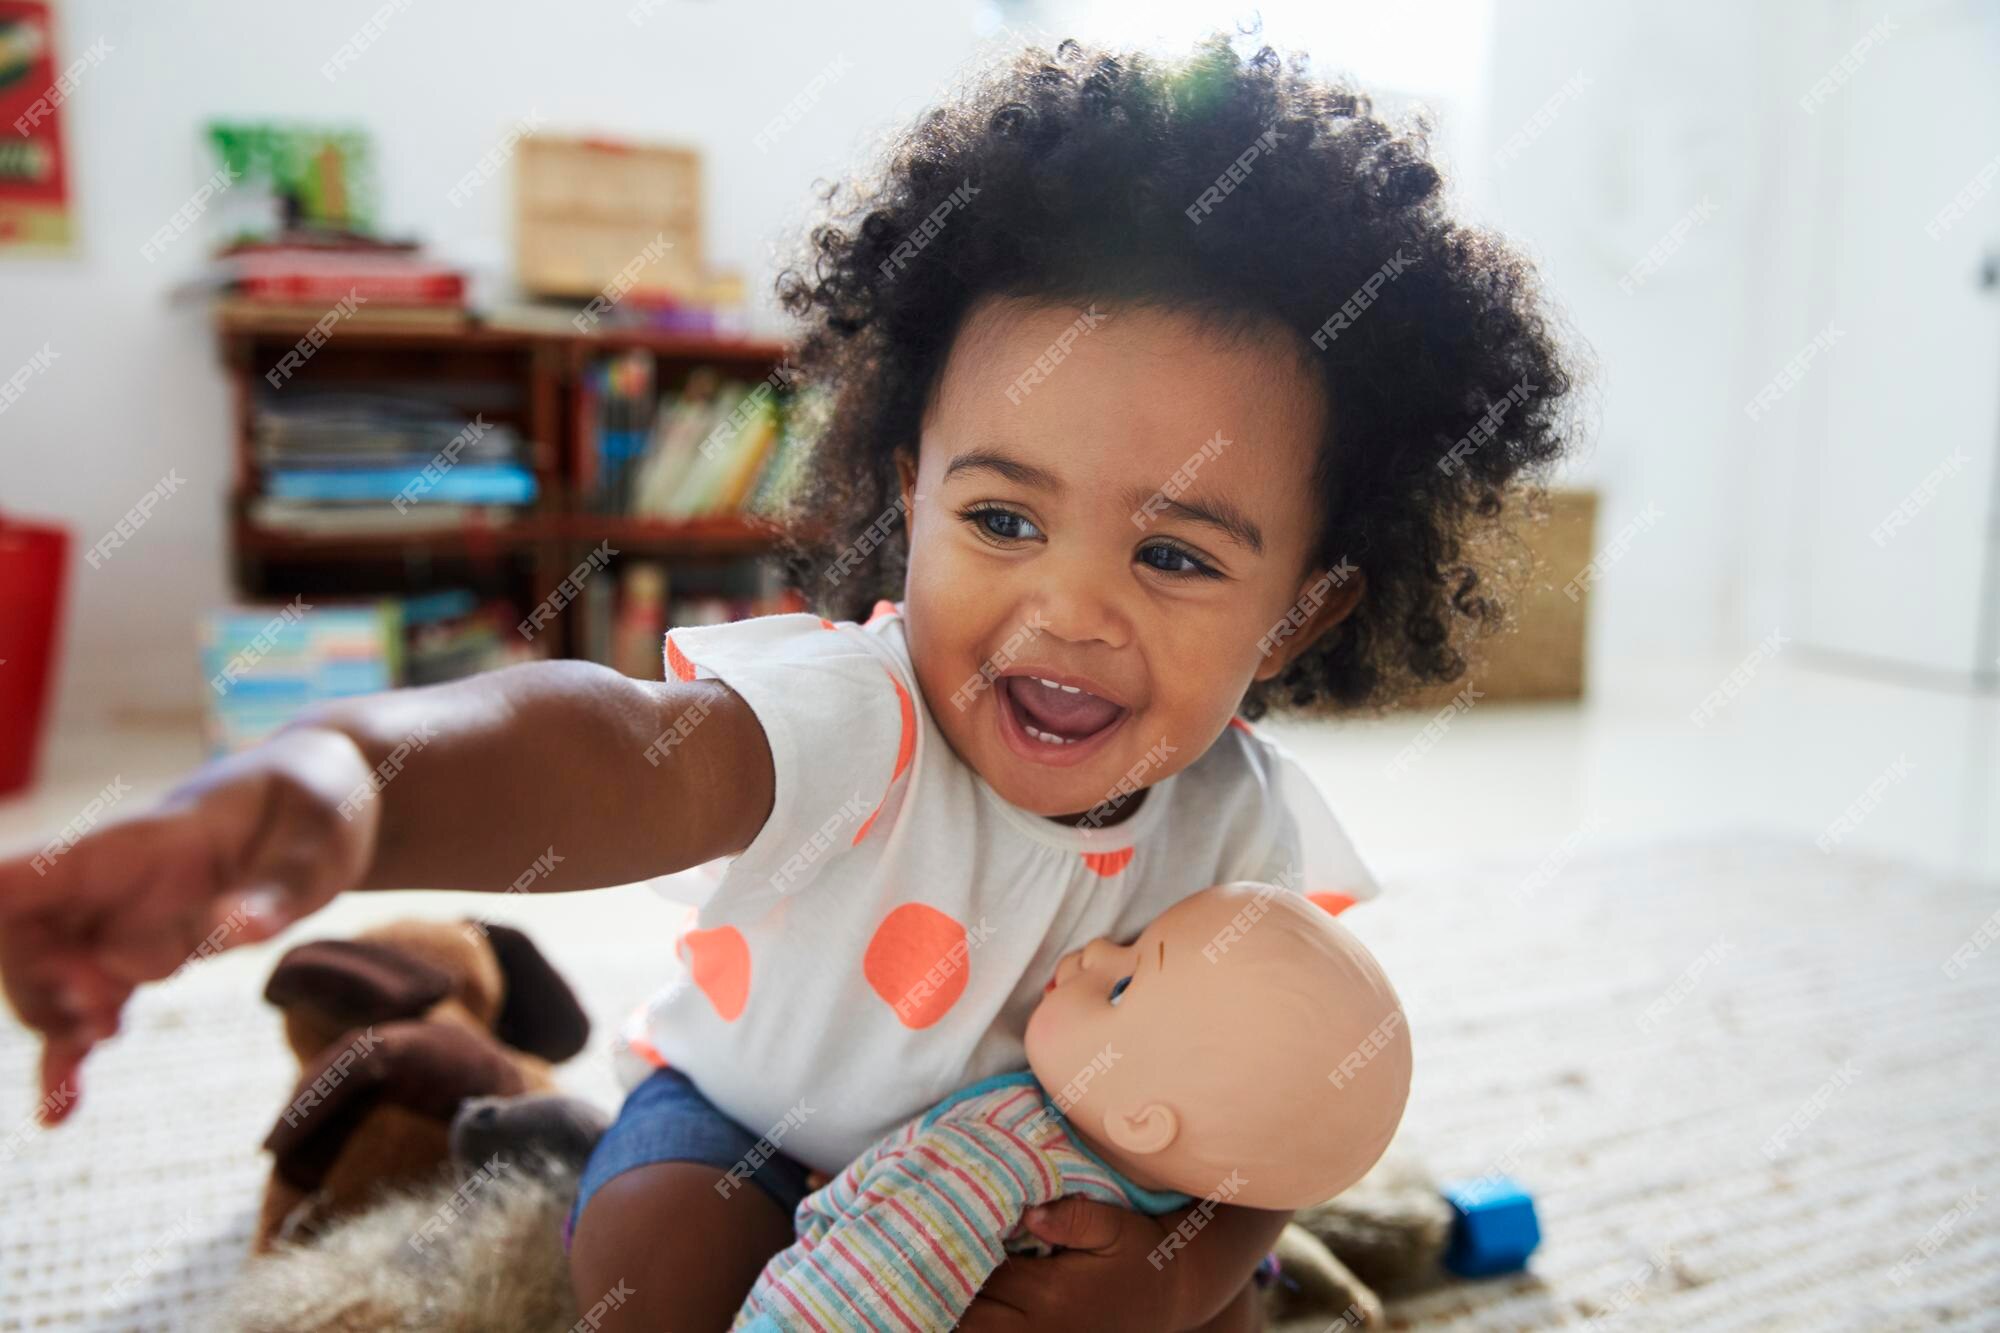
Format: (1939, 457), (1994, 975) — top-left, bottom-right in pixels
(1439, 1175), (1541, 1278)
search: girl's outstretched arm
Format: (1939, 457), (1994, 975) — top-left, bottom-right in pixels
(0, 659), (773, 1125)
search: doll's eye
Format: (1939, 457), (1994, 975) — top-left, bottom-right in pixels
(1108, 975), (1132, 1005)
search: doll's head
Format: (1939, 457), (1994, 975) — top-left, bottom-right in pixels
(1024, 883), (1410, 1209)
(775, 35), (1578, 823)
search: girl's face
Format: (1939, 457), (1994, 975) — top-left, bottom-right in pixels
(897, 295), (1359, 822)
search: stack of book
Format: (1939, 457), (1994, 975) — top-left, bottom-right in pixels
(250, 391), (537, 535)
(579, 558), (806, 678)
(583, 354), (817, 521)
(201, 590), (531, 753)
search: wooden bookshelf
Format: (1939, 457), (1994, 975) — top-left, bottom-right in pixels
(216, 309), (798, 660)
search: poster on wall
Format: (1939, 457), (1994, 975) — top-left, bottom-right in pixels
(0, 0), (84, 251)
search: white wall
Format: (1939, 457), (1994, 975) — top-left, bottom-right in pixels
(0, 0), (990, 725)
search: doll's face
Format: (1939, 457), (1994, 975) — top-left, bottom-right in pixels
(1023, 882), (1412, 1206)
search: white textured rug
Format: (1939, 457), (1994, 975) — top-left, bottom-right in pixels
(2, 838), (1996, 1330)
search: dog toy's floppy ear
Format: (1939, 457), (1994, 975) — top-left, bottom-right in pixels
(263, 939), (455, 1028)
(480, 924), (590, 1063)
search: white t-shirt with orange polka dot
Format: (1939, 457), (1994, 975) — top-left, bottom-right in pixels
(612, 601), (1379, 1175)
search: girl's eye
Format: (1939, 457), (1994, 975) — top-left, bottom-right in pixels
(961, 506), (1042, 543)
(1108, 975), (1132, 1005)
(1137, 542), (1221, 579)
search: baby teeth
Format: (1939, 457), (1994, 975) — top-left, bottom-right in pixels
(1033, 677), (1082, 693)
(1023, 724), (1074, 745)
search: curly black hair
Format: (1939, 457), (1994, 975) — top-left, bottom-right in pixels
(774, 33), (1582, 716)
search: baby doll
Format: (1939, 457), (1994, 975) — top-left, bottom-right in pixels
(733, 882), (1412, 1331)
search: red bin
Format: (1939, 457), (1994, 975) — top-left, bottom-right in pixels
(0, 516), (68, 797)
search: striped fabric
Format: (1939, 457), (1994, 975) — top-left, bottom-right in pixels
(735, 1071), (1190, 1332)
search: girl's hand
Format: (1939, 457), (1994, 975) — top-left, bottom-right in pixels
(0, 726), (378, 1126)
(961, 1195), (1288, 1331)
(959, 1197), (1189, 1330)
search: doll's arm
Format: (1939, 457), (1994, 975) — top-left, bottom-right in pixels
(738, 1126), (1031, 1330)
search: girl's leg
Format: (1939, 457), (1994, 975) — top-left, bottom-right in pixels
(568, 1160), (795, 1332)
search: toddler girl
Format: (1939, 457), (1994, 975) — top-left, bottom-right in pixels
(0, 32), (1575, 1333)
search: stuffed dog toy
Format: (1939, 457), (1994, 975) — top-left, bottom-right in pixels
(250, 917), (590, 1253)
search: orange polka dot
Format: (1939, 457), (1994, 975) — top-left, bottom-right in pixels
(863, 903), (970, 1029)
(1082, 848), (1135, 878)
(1227, 716), (1254, 735)
(677, 925), (750, 1021)
(1307, 891), (1357, 916)
(818, 618), (837, 630)
(665, 634), (697, 682)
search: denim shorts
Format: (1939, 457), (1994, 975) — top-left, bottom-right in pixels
(563, 1066), (814, 1253)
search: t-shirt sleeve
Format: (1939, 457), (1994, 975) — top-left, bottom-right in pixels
(1238, 731), (1381, 912)
(660, 612), (918, 929)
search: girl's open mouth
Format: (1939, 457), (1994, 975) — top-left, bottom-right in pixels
(994, 672), (1129, 767)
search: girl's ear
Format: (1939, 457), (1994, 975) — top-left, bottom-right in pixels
(1102, 1102), (1180, 1157)
(895, 451), (918, 511)
(1252, 565), (1366, 682)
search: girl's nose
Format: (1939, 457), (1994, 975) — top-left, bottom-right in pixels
(1080, 936), (1136, 972)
